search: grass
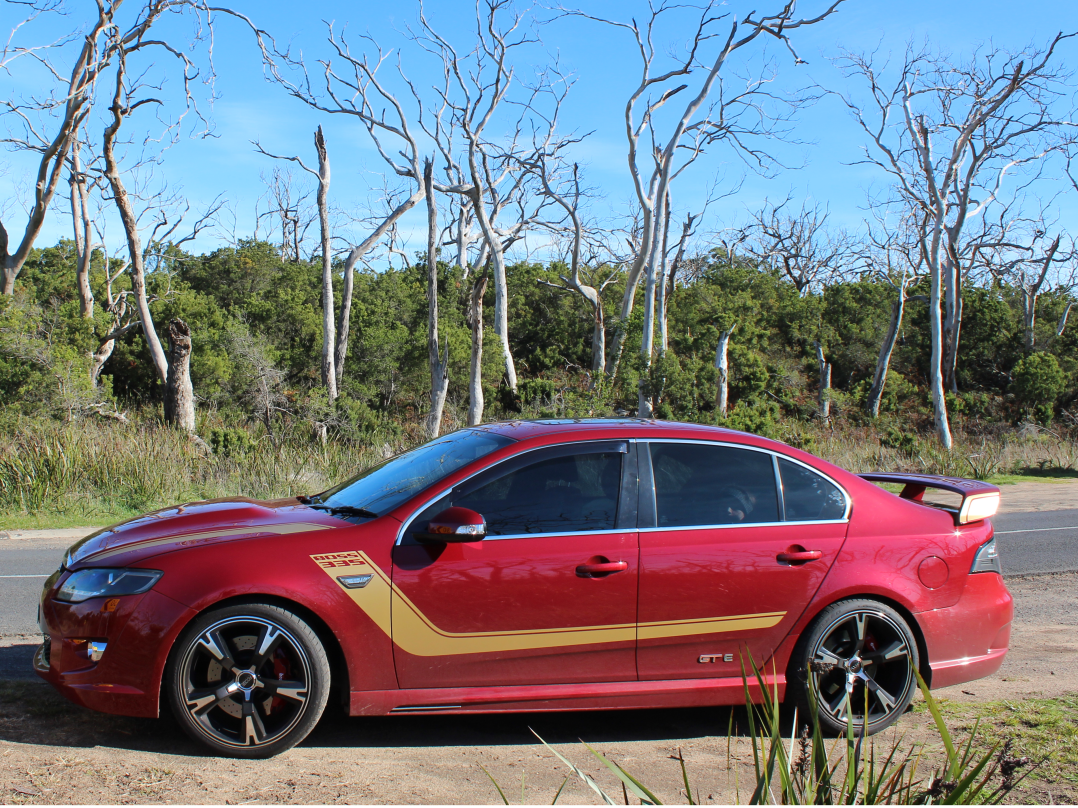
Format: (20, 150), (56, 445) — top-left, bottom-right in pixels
(2, 411), (1076, 530)
(937, 695), (1078, 787)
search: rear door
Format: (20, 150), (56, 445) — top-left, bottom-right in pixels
(391, 441), (640, 689)
(637, 441), (849, 680)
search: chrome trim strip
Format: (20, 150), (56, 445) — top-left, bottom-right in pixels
(480, 527), (635, 542)
(638, 518), (849, 534)
(390, 704), (462, 712)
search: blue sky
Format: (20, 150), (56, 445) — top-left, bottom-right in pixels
(2, 0), (1076, 264)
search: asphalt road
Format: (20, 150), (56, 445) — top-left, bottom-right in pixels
(1, 507), (1075, 677)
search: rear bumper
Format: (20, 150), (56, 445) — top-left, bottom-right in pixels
(917, 572), (1013, 689)
(36, 589), (196, 718)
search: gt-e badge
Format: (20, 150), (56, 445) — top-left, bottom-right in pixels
(698, 653), (734, 663)
(312, 551), (366, 569)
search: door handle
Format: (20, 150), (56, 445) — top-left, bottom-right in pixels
(777, 550), (823, 564)
(576, 560), (628, 577)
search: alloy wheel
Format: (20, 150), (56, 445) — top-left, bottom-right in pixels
(177, 616), (313, 750)
(808, 608), (916, 730)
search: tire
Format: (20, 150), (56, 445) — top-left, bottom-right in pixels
(167, 603), (331, 758)
(792, 598), (920, 736)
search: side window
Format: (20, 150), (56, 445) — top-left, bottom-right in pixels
(778, 458), (846, 521)
(649, 443), (779, 527)
(408, 451), (623, 539)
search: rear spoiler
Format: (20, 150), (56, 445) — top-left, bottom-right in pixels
(858, 472), (1000, 526)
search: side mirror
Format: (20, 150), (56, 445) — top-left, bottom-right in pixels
(414, 506), (487, 544)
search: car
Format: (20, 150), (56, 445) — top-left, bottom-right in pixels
(35, 419), (1011, 757)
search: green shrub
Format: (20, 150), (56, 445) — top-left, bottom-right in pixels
(1012, 352), (1066, 421)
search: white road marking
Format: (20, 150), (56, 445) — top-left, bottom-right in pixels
(0, 574), (49, 578)
(997, 526), (1078, 535)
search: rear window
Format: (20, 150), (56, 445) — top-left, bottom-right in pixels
(778, 459), (846, 521)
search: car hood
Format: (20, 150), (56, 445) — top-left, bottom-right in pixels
(64, 497), (345, 569)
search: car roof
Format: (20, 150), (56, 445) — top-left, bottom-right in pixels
(471, 418), (769, 445)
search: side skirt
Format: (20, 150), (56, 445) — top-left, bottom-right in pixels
(350, 674), (787, 716)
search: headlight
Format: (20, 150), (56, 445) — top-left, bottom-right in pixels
(970, 538), (1001, 575)
(56, 568), (163, 603)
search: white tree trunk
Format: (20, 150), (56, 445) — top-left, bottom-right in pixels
(468, 269), (488, 426)
(424, 160), (449, 439)
(314, 127), (337, 401)
(866, 286), (910, 418)
(814, 341), (832, 421)
(1058, 301), (1073, 337)
(469, 184), (516, 393)
(164, 319), (195, 433)
(70, 142), (95, 319)
(928, 261), (953, 448)
(715, 324), (736, 419)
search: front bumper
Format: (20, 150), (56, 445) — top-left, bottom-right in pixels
(36, 588), (197, 718)
(917, 571), (1013, 689)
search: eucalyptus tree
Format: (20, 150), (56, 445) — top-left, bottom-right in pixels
(559, 0), (846, 415)
(0, 0), (121, 296)
(836, 33), (1077, 448)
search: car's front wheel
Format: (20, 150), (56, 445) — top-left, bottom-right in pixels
(167, 603), (330, 758)
(794, 599), (920, 736)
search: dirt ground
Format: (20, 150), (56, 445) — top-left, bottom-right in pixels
(0, 567), (1074, 805)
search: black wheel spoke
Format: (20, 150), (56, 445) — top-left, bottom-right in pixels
(196, 628), (237, 671)
(185, 683), (239, 717)
(260, 678), (308, 704)
(242, 700), (269, 746)
(862, 673), (898, 713)
(251, 625), (285, 671)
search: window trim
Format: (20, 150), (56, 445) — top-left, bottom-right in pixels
(640, 439), (851, 529)
(394, 440), (634, 545)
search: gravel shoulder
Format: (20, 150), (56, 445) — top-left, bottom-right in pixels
(1, 572), (1075, 805)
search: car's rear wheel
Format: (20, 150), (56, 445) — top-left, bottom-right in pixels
(794, 599), (919, 736)
(167, 603), (330, 758)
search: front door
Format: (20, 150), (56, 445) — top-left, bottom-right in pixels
(637, 441), (849, 680)
(391, 442), (639, 689)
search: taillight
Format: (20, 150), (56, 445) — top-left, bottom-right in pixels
(970, 537), (1001, 575)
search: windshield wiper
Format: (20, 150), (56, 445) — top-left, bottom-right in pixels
(310, 504), (378, 519)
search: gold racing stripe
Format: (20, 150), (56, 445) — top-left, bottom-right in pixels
(313, 551), (786, 657)
(88, 523), (331, 562)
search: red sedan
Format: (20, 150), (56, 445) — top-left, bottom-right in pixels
(36, 419), (1011, 757)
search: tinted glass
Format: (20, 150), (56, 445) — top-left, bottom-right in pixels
(413, 451), (623, 537)
(320, 429), (513, 515)
(649, 443), (779, 527)
(778, 458), (846, 521)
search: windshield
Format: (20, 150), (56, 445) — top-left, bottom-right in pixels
(317, 429), (514, 516)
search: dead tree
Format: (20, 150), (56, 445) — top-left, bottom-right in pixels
(562, 0), (846, 416)
(814, 341), (832, 421)
(96, 6), (220, 429)
(861, 214), (927, 418)
(68, 135), (96, 318)
(747, 199), (851, 295)
(422, 160), (450, 438)
(1, 1), (116, 295)
(837, 34), (1076, 448)
(527, 159), (619, 378)
(163, 319), (195, 433)
(983, 218), (1075, 352)
(467, 266), (490, 426)
(714, 322), (737, 419)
